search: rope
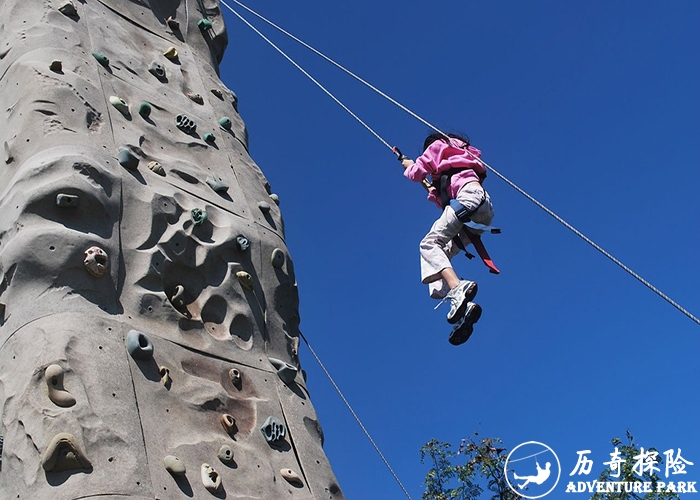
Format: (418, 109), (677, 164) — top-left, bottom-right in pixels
(220, 1), (391, 150)
(473, 155), (700, 327)
(298, 332), (414, 500)
(220, 0), (700, 327)
(222, 0), (445, 138)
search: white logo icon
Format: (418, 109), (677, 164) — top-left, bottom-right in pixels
(505, 441), (561, 498)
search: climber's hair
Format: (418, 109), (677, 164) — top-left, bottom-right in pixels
(422, 132), (470, 152)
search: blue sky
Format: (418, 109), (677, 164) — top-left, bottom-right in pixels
(219, 1), (700, 498)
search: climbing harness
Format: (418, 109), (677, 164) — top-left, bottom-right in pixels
(218, 2), (700, 498)
(393, 145), (501, 274)
(450, 200), (501, 275)
(220, 0), (700, 328)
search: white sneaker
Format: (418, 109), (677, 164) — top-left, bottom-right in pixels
(448, 302), (483, 345)
(445, 280), (478, 324)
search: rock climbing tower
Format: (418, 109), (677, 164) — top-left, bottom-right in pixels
(0, 1), (343, 498)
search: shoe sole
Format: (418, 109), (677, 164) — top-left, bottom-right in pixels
(448, 303), (482, 346)
(447, 282), (478, 324)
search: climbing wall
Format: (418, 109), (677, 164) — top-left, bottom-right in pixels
(0, 1), (343, 498)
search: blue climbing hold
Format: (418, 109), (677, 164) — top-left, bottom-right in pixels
(118, 147), (139, 170)
(176, 114), (197, 134)
(260, 416), (286, 443)
(126, 330), (154, 360)
(191, 208), (207, 226)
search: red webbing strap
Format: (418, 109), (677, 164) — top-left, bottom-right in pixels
(464, 231), (500, 274)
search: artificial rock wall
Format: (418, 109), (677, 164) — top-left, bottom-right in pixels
(0, 1), (343, 498)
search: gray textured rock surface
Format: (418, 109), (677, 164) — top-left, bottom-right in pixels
(0, 1), (342, 498)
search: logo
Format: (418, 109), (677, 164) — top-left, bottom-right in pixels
(505, 441), (561, 499)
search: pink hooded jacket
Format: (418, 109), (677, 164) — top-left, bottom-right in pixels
(403, 137), (485, 208)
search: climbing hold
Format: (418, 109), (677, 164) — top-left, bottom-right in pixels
(138, 102), (151, 119)
(163, 47), (179, 60)
(203, 132), (216, 143)
(42, 433), (92, 473)
(218, 117), (232, 129)
(126, 330), (154, 360)
(270, 193), (280, 206)
(258, 201), (271, 212)
(159, 366), (171, 388)
(84, 246), (108, 278)
(231, 92), (239, 111)
(4, 141), (13, 164)
(260, 416), (286, 443)
(271, 248), (285, 268)
(109, 96), (130, 117)
(206, 176), (228, 193)
(187, 92), (204, 105)
(190, 208), (207, 226)
(58, 0), (77, 17)
(201, 463), (222, 493)
(236, 271), (254, 291)
(148, 61), (166, 81)
(164, 455), (186, 476)
(229, 368), (242, 385)
(147, 161), (165, 176)
(217, 445), (233, 464)
(118, 147), (139, 170)
(220, 414), (236, 434)
(211, 89), (224, 100)
(175, 114), (197, 134)
(45, 364), (76, 408)
(56, 193), (79, 208)
(171, 284), (186, 310)
(290, 337), (300, 357)
(281, 468), (304, 487)
(269, 357), (298, 384)
(166, 16), (179, 30)
(235, 235), (249, 252)
(92, 52), (109, 66)
(198, 19), (213, 31)
(49, 60), (63, 72)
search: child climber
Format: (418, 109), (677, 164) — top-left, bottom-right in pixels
(399, 132), (495, 345)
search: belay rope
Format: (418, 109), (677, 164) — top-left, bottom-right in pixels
(220, 0), (699, 328)
(219, 1), (700, 497)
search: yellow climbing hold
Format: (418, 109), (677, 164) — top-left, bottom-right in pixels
(163, 47), (179, 60)
(236, 271), (254, 291)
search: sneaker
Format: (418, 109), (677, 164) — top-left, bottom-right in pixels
(448, 302), (482, 346)
(445, 280), (478, 324)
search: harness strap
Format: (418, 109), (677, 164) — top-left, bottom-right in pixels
(463, 231), (500, 274)
(449, 199), (501, 274)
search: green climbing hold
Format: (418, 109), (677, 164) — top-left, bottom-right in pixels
(191, 208), (207, 226)
(203, 132), (216, 143)
(138, 102), (151, 119)
(219, 117), (232, 129)
(198, 19), (213, 31)
(92, 52), (109, 66)
(109, 96), (130, 116)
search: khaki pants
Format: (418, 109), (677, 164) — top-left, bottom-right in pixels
(419, 183), (495, 298)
